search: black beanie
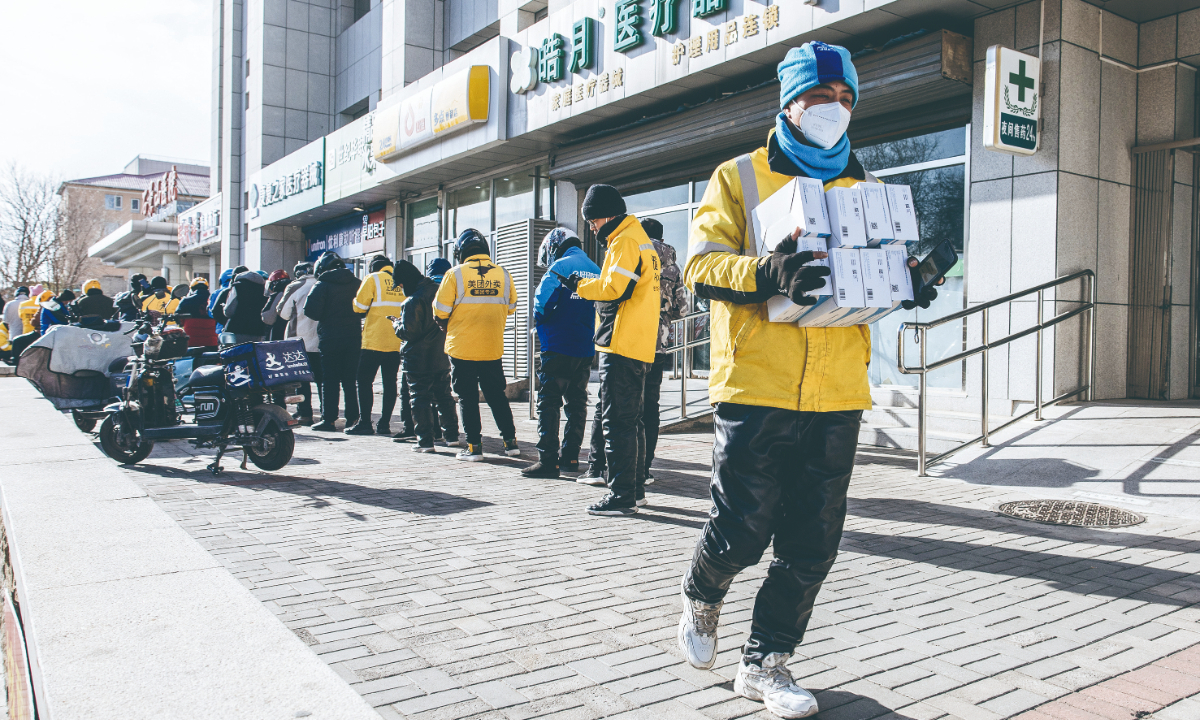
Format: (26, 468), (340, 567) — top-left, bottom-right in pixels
(391, 259), (422, 292)
(581, 184), (626, 220)
(640, 218), (663, 240)
(150, 276), (168, 290)
(369, 255), (391, 273)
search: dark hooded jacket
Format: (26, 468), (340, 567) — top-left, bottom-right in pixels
(394, 271), (448, 374)
(217, 272), (268, 336)
(302, 268), (362, 351)
(72, 288), (116, 321)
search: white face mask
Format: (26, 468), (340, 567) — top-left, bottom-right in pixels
(798, 102), (852, 150)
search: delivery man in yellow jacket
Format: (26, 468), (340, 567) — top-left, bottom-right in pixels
(19, 287), (50, 335)
(348, 255), (407, 436)
(674, 43), (939, 719)
(433, 229), (520, 461)
(558, 185), (660, 516)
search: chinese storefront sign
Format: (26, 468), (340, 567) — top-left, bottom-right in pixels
(983, 45), (1040, 156)
(305, 207), (386, 260)
(142, 166), (181, 218)
(178, 194), (222, 253)
(374, 66), (490, 162)
(247, 138), (325, 229)
(672, 5), (775, 64)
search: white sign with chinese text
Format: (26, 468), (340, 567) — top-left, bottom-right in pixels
(247, 138), (325, 229)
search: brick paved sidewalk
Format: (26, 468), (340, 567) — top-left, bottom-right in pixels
(117, 414), (1200, 720)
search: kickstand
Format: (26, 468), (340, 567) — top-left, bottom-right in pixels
(240, 449), (249, 470)
(207, 446), (225, 476)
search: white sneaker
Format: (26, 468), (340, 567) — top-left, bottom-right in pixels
(734, 653), (818, 719)
(677, 584), (721, 669)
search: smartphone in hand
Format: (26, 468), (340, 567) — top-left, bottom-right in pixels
(915, 240), (958, 295)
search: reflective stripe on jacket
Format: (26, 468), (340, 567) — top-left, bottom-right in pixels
(354, 267), (405, 352)
(685, 135), (873, 413)
(576, 215), (661, 364)
(433, 254), (517, 362)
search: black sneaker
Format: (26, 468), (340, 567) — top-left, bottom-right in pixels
(345, 422), (374, 435)
(376, 422), (391, 435)
(561, 457), (580, 472)
(311, 421), (339, 432)
(587, 493), (637, 516)
(577, 464), (607, 486)
(521, 461), (560, 479)
(392, 428), (417, 441)
(503, 438), (520, 457)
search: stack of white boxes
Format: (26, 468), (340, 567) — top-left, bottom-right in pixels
(751, 178), (920, 326)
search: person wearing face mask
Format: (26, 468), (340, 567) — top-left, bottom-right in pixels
(675, 42), (940, 720)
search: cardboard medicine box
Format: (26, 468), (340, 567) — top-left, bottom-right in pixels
(824, 186), (868, 248)
(750, 178), (831, 255)
(884, 184), (920, 243)
(856, 183), (894, 245)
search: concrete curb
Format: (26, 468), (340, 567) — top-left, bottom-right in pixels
(0, 380), (381, 720)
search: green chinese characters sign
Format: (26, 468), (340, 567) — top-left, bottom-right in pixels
(983, 45), (1040, 156)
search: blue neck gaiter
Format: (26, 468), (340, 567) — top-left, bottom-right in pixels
(774, 112), (851, 182)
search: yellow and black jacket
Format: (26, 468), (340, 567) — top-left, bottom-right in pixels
(433, 254), (517, 362)
(354, 266), (406, 352)
(686, 130), (874, 412)
(576, 215), (661, 364)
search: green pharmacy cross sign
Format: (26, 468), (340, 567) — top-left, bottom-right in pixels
(984, 45), (1040, 156)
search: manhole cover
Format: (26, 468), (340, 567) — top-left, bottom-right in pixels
(997, 500), (1145, 528)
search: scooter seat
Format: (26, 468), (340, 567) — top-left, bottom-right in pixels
(187, 364), (225, 389)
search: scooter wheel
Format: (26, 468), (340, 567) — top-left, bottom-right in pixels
(99, 416), (154, 465)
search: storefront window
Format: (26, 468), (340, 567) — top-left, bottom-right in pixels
(406, 197), (439, 249)
(448, 184), (490, 237)
(495, 173), (535, 227)
(626, 185), (689, 214)
(858, 125), (969, 389)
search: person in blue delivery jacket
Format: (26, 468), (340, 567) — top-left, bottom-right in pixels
(209, 268), (234, 334)
(521, 228), (601, 479)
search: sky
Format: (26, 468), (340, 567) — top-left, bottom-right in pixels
(0, 0), (212, 183)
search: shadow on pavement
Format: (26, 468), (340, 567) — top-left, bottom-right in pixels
(848, 497), (1200, 554)
(125, 465), (493, 516)
(811, 689), (919, 719)
(841, 530), (1197, 606)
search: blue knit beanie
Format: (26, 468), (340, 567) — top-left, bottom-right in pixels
(777, 41), (859, 109)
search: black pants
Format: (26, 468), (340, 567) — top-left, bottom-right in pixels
(398, 372), (414, 432)
(296, 351), (323, 419)
(535, 351), (592, 464)
(684, 404), (861, 665)
(589, 352), (668, 477)
(598, 352), (648, 504)
(320, 345), (360, 424)
(408, 369), (457, 446)
(450, 358), (515, 444)
(357, 349), (400, 427)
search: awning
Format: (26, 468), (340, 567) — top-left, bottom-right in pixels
(549, 30), (973, 189)
(88, 220), (180, 269)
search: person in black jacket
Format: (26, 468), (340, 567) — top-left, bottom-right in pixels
(114, 274), (149, 322)
(303, 253), (362, 432)
(217, 269), (268, 342)
(260, 269), (291, 341)
(72, 279), (116, 326)
(390, 260), (455, 452)
(210, 265), (247, 337)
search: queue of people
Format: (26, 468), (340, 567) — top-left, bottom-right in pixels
(0, 40), (956, 719)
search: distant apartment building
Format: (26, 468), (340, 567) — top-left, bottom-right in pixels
(80, 157), (210, 292)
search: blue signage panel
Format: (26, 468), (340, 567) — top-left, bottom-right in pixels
(304, 205), (386, 261)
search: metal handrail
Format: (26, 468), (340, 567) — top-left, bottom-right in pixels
(897, 269), (1096, 475)
(527, 310), (712, 421)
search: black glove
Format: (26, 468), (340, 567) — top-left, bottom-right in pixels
(558, 272), (581, 293)
(757, 238), (831, 306)
(901, 258), (941, 310)
(435, 316), (449, 333)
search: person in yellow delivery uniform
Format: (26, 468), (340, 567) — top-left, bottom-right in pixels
(348, 255), (408, 436)
(19, 288), (52, 335)
(558, 185), (660, 516)
(673, 42), (940, 719)
(434, 229), (521, 461)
